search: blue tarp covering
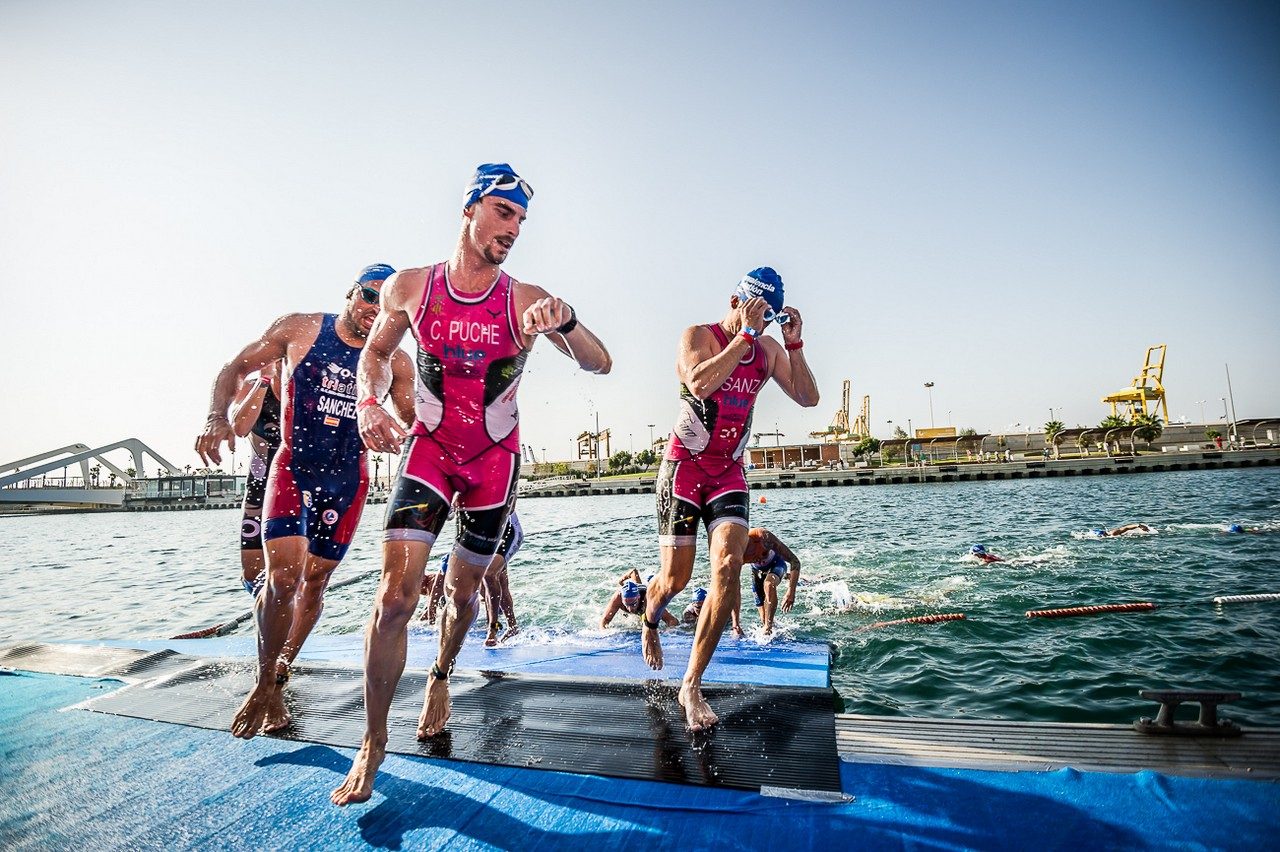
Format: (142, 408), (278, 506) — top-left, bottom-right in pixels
(2, 671), (1276, 850)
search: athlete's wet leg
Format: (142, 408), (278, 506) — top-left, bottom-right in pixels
(761, 574), (781, 635)
(680, 522), (747, 730)
(261, 552), (338, 733)
(233, 536), (307, 739)
(644, 545), (695, 670)
(333, 539), (430, 806)
(419, 551), (488, 737)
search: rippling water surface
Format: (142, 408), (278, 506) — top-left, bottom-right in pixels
(3, 468), (1278, 725)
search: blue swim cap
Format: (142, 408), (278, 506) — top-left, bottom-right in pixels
(621, 581), (641, 601)
(970, 544), (986, 554)
(464, 163), (533, 210)
(439, 554), (449, 574)
(1228, 523), (1245, 534)
(1091, 529), (1106, 537)
(736, 267), (786, 315)
(357, 263), (396, 284)
(693, 587), (707, 603)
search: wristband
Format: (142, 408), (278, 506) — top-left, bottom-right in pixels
(741, 326), (759, 341)
(356, 396), (379, 412)
(785, 340), (804, 351)
(430, 663), (449, 682)
(643, 617), (660, 630)
(555, 305), (578, 335)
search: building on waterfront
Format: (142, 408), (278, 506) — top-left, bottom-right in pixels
(126, 473), (245, 509)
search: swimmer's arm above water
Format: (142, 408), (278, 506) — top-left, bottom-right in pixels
(513, 281), (611, 374)
(600, 592), (623, 628)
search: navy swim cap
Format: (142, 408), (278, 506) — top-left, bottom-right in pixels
(971, 544), (986, 554)
(736, 267), (786, 315)
(621, 581), (641, 601)
(439, 554), (449, 574)
(1228, 523), (1245, 533)
(357, 263), (396, 284)
(693, 587), (707, 603)
(1091, 529), (1106, 537)
(464, 163), (533, 210)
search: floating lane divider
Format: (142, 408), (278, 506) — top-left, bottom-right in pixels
(1026, 602), (1157, 619)
(1212, 592), (1280, 605)
(857, 613), (965, 631)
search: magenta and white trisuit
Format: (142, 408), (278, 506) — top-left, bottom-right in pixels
(657, 323), (770, 547)
(384, 263), (526, 561)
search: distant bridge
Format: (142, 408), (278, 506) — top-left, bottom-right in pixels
(0, 439), (181, 508)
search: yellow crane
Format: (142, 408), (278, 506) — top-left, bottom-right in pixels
(810, 380), (870, 441)
(1102, 344), (1170, 422)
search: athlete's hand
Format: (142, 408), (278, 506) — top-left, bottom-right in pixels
(781, 590), (796, 613)
(521, 296), (573, 336)
(359, 404), (407, 453)
(779, 306), (803, 343)
(196, 416), (235, 466)
(738, 296), (768, 333)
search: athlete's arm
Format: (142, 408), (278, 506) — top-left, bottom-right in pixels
(386, 349), (416, 429)
(196, 316), (296, 466)
(600, 592), (623, 628)
(762, 306), (819, 408)
(514, 282), (612, 374)
(661, 610), (680, 627)
(357, 269), (423, 453)
(771, 536), (802, 612)
(678, 297), (768, 399)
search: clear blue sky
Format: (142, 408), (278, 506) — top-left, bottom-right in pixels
(3, 1), (1277, 469)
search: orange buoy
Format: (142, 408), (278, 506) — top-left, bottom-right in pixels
(759, 496), (767, 504)
(857, 613), (965, 631)
(1026, 602), (1156, 619)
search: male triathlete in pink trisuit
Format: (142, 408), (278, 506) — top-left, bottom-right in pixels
(643, 267), (819, 731)
(332, 164), (612, 806)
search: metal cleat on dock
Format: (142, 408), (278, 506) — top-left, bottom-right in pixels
(1134, 689), (1243, 737)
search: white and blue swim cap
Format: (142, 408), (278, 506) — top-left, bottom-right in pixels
(735, 267), (789, 324)
(439, 554), (449, 574)
(357, 263), (396, 284)
(621, 581), (641, 601)
(464, 163), (534, 210)
(1228, 523), (1245, 533)
(970, 544), (986, 554)
(1091, 528), (1106, 537)
(693, 587), (708, 603)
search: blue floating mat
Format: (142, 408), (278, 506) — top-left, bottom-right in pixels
(2, 670), (1278, 850)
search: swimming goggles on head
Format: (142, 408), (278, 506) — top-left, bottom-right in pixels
(734, 285), (790, 325)
(473, 172), (535, 202)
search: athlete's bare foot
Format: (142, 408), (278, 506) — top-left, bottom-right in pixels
(417, 672), (451, 738)
(331, 737), (386, 806)
(732, 624), (745, 639)
(679, 681), (719, 731)
(262, 684), (292, 733)
(484, 622), (500, 648)
(642, 622), (663, 670)
(500, 623), (520, 643)
(230, 685), (273, 740)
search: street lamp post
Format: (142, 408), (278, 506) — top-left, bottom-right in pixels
(647, 423), (655, 449)
(924, 382), (935, 429)
(1195, 400), (1206, 425)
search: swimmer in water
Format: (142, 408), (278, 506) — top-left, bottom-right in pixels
(601, 570), (679, 628)
(1094, 523), (1154, 537)
(731, 527), (801, 637)
(682, 587), (708, 625)
(419, 554), (448, 625)
(482, 512), (522, 646)
(969, 544), (1003, 564)
(333, 164), (612, 807)
(196, 264), (416, 740)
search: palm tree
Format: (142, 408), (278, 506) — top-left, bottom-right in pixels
(1132, 413), (1164, 450)
(1099, 414), (1127, 429)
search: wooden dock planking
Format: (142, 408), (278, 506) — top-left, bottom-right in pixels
(835, 714), (1280, 779)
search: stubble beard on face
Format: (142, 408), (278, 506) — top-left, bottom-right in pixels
(342, 307), (369, 340)
(482, 242), (509, 266)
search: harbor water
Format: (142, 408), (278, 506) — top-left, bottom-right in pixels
(3, 468), (1277, 726)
